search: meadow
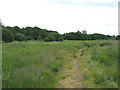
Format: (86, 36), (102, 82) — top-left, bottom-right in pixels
(78, 41), (118, 88)
(2, 40), (118, 88)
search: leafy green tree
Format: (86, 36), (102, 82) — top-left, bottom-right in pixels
(2, 27), (14, 42)
(0, 19), (2, 42)
(74, 31), (81, 40)
(2, 25), (115, 42)
(64, 33), (75, 40)
(15, 33), (26, 41)
(27, 36), (33, 40)
(38, 35), (42, 40)
(48, 35), (55, 41)
(59, 36), (64, 41)
(45, 37), (49, 42)
(116, 35), (120, 40)
(47, 32), (61, 41)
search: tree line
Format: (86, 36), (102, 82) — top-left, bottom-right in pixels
(1, 26), (119, 42)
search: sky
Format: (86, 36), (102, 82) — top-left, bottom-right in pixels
(0, 0), (119, 35)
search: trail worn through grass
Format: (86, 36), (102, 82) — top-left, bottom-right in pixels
(57, 48), (85, 88)
(3, 41), (118, 88)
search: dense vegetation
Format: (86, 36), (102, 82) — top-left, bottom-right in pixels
(2, 40), (118, 88)
(1, 21), (118, 88)
(2, 41), (79, 88)
(2, 26), (118, 42)
(78, 41), (118, 88)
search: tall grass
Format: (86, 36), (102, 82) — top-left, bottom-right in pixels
(0, 44), (2, 89)
(79, 41), (118, 88)
(2, 40), (84, 88)
(2, 40), (118, 88)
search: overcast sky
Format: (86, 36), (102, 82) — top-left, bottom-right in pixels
(0, 0), (119, 35)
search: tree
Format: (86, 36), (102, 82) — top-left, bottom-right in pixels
(64, 33), (75, 40)
(45, 37), (49, 42)
(47, 35), (55, 41)
(38, 35), (42, 40)
(15, 33), (26, 41)
(47, 32), (61, 41)
(2, 25), (115, 42)
(27, 36), (33, 40)
(2, 27), (14, 42)
(74, 31), (81, 40)
(0, 19), (2, 42)
(116, 35), (120, 40)
(44, 34), (55, 42)
(59, 36), (64, 41)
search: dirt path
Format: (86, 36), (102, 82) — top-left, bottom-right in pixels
(57, 49), (84, 88)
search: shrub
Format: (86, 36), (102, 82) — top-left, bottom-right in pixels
(15, 33), (26, 41)
(45, 36), (55, 42)
(47, 61), (62, 72)
(99, 41), (111, 47)
(48, 36), (55, 41)
(83, 42), (96, 48)
(59, 37), (64, 41)
(116, 35), (120, 40)
(38, 35), (42, 40)
(45, 38), (49, 42)
(2, 28), (14, 42)
(27, 36), (33, 40)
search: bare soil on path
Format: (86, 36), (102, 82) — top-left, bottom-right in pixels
(57, 49), (85, 88)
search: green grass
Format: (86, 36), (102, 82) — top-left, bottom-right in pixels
(2, 40), (83, 88)
(2, 40), (118, 88)
(79, 41), (118, 88)
(0, 44), (2, 89)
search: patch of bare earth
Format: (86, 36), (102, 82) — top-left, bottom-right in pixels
(57, 49), (84, 88)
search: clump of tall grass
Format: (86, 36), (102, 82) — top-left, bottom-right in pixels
(2, 41), (66, 88)
(80, 41), (118, 88)
(99, 41), (111, 47)
(2, 40), (85, 88)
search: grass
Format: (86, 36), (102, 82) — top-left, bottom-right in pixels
(79, 41), (118, 88)
(0, 44), (2, 89)
(2, 40), (83, 88)
(2, 40), (118, 88)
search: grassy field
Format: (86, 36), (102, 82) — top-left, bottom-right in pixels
(2, 40), (118, 88)
(79, 41), (118, 88)
(0, 43), (2, 89)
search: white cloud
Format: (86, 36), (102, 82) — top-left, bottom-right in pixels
(0, 0), (118, 35)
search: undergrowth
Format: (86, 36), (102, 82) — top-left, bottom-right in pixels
(2, 40), (118, 88)
(79, 41), (118, 88)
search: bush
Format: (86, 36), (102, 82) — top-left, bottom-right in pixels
(45, 36), (55, 42)
(48, 36), (55, 41)
(47, 61), (63, 72)
(2, 28), (14, 42)
(15, 33), (26, 41)
(83, 42), (96, 48)
(38, 35), (42, 40)
(45, 38), (49, 42)
(81, 41), (118, 88)
(59, 37), (64, 41)
(116, 35), (120, 40)
(27, 36), (33, 40)
(99, 41), (111, 47)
